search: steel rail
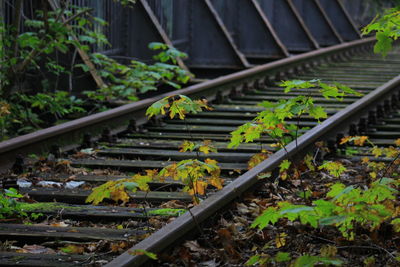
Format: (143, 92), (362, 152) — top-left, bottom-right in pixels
(107, 51), (400, 266)
(0, 37), (374, 172)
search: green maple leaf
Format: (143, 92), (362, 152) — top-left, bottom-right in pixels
(279, 79), (318, 93)
(375, 31), (393, 57)
(319, 82), (344, 100)
(279, 160), (291, 172)
(308, 105), (327, 121)
(251, 207), (281, 229)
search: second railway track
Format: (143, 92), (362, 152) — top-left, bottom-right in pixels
(1, 38), (400, 266)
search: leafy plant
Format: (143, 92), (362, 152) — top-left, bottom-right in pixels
(1, 1), (192, 141)
(159, 158), (223, 203)
(362, 6), (400, 56)
(0, 188), (28, 219)
(146, 95), (211, 120)
(318, 161), (347, 178)
(340, 136), (400, 180)
(0, 3), (110, 96)
(229, 80), (361, 148)
(86, 170), (157, 205)
(228, 80), (361, 177)
(82, 43), (192, 102)
(252, 178), (399, 240)
(245, 251), (291, 266)
(0, 188), (41, 220)
(17, 91), (85, 120)
(179, 140), (217, 155)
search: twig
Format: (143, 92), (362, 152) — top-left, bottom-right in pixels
(379, 152), (400, 183)
(62, 8), (93, 26)
(337, 245), (396, 260)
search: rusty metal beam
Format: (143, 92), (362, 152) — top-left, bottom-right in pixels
(317, 0), (361, 41)
(257, 0), (319, 53)
(210, 0), (289, 63)
(292, 0), (343, 46)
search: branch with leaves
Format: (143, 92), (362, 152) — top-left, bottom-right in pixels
(362, 6), (400, 57)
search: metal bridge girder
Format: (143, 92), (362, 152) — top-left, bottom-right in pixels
(146, 0), (249, 71)
(125, 0), (189, 70)
(317, 0), (361, 41)
(211, 0), (289, 62)
(257, 0), (319, 53)
(191, 0), (250, 68)
(291, 0), (343, 46)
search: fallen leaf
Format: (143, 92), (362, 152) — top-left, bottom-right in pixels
(184, 240), (206, 253)
(50, 221), (69, 227)
(17, 244), (55, 254)
(275, 233), (287, 248)
(217, 228), (240, 259)
(60, 244), (84, 254)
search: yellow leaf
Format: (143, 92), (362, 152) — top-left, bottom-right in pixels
(145, 169), (159, 178)
(275, 233), (287, 248)
(361, 157), (370, 164)
(384, 146), (399, 158)
(371, 146), (383, 157)
(0, 101), (11, 116)
(247, 152), (269, 170)
(179, 140), (195, 152)
(354, 136), (369, 146)
(395, 138), (400, 146)
(320, 245), (337, 257)
(110, 186), (130, 204)
(340, 136), (352, 145)
(188, 180), (208, 195)
(199, 140), (217, 154)
(304, 154), (315, 171)
(205, 158), (218, 166)
(369, 172), (377, 179)
(199, 146), (211, 154)
(208, 176), (224, 190)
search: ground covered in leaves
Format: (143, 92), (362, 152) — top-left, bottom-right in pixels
(155, 142), (400, 267)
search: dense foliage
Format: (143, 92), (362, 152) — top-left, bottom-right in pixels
(0, 2), (191, 141)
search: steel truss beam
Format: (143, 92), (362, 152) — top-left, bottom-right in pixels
(257, 0), (319, 53)
(317, 0), (361, 41)
(146, 0), (249, 71)
(124, 0), (188, 70)
(292, 0), (343, 46)
(211, 0), (289, 63)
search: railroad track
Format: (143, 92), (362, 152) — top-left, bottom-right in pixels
(0, 37), (399, 266)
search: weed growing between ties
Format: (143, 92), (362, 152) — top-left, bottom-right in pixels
(86, 95), (224, 206)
